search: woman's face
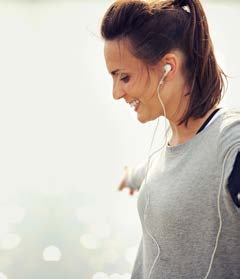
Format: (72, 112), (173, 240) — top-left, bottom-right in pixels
(104, 40), (167, 123)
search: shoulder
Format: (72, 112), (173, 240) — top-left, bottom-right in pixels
(218, 107), (240, 146)
(219, 107), (240, 126)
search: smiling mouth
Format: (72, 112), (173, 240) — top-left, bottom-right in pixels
(129, 100), (140, 109)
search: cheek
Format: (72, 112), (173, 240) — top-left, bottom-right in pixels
(125, 80), (142, 98)
(140, 83), (156, 102)
(139, 75), (154, 99)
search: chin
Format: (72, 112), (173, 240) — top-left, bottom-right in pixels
(137, 115), (150, 124)
(139, 110), (161, 122)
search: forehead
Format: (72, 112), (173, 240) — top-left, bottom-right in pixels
(104, 40), (144, 73)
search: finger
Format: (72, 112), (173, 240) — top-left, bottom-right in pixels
(118, 181), (126, 191)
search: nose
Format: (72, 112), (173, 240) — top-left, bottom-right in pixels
(112, 82), (126, 100)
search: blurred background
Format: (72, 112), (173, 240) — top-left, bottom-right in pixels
(0, 0), (239, 278)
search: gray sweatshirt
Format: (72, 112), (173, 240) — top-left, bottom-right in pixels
(126, 107), (240, 279)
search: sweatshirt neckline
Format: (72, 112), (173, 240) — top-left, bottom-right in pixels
(165, 107), (227, 154)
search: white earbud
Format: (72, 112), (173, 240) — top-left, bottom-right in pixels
(163, 63), (172, 79)
(158, 64), (172, 86)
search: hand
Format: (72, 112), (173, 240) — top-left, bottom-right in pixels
(118, 166), (136, 196)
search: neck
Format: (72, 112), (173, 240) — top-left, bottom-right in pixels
(168, 105), (219, 147)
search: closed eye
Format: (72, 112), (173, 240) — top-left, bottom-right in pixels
(120, 75), (130, 83)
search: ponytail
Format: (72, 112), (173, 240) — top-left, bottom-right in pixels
(175, 0), (227, 125)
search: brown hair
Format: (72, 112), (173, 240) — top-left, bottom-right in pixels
(100, 0), (227, 127)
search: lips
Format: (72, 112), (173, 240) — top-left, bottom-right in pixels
(134, 101), (140, 111)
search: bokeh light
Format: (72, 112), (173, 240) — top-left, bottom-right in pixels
(0, 233), (21, 250)
(92, 273), (131, 279)
(80, 233), (99, 250)
(92, 272), (109, 279)
(43, 246), (62, 262)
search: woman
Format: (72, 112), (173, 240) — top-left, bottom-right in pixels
(100, 0), (240, 278)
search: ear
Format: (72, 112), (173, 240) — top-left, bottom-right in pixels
(158, 50), (184, 81)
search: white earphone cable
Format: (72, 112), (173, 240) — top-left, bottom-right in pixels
(143, 66), (233, 279)
(144, 69), (169, 279)
(144, 67), (170, 189)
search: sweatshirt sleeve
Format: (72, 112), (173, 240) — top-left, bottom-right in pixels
(125, 160), (149, 191)
(125, 151), (160, 191)
(228, 152), (240, 208)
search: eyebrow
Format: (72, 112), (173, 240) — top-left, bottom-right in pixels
(111, 68), (125, 75)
